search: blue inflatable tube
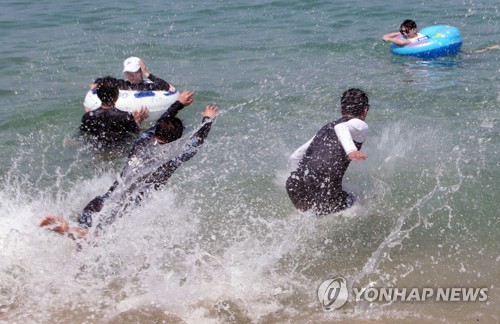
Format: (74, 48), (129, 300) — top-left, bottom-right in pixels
(390, 25), (463, 58)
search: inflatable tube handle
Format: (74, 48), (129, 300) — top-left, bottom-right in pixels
(134, 91), (156, 98)
(164, 90), (178, 96)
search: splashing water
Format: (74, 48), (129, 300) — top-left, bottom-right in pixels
(1, 0), (498, 322)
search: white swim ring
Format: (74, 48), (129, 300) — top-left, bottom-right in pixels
(83, 84), (180, 120)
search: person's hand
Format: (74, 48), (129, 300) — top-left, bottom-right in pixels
(348, 150), (367, 161)
(139, 60), (150, 78)
(178, 91), (194, 107)
(89, 83), (98, 91)
(134, 106), (149, 124)
(40, 215), (69, 234)
(202, 105), (219, 119)
(40, 215), (89, 240)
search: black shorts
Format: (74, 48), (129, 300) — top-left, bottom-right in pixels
(286, 172), (352, 215)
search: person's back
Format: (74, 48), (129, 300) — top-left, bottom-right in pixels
(299, 116), (361, 187)
(80, 76), (147, 149)
(80, 107), (139, 148)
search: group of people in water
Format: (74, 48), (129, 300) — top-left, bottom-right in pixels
(79, 57), (169, 148)
(41, 57), (220, 239)
(42, 18), (440, 240)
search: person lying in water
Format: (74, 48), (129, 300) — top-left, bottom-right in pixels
(41, 99), (218, 240)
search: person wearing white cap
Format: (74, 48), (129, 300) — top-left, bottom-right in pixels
(85, 57), (171, 112)
(118, 56), (171, 91)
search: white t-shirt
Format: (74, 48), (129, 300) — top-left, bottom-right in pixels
(333, 118), (368, 154)
(409, 33), (428, 43)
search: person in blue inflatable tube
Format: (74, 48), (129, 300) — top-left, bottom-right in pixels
(383, 19), (427, 46)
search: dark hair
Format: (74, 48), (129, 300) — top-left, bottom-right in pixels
(95, 76), (119, 105)
(400, 19), (417, 31)
(154, 117), (184, 143)
(340, 88), (369, 116)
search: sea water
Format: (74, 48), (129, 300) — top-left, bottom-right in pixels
(0, 0), (498, 322)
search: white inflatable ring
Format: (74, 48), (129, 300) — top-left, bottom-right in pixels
(83, 85), (180, 120)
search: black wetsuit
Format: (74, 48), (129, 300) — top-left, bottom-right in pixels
(286, 116), (362, 215)
(78, 101), (213, 229)
(127, 100), (185, 157)
(80, 107), (140, 149)
(115, 74), (170, 91)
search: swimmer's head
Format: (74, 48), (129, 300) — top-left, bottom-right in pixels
(154, 117), (184, 143)
(400, 19), (418, 37)
(123, 57), (141, 73)
(123, 57), (143, 84)
(400, 19), (417, 31)
(95, 76), (119, 105)
(340, 88), (369, 118)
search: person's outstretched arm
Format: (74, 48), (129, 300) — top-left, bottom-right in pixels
(156, 90), (195, 122)
(143, 105), (219, 187)
(382, 31), (400, 41)
(383, 32), (411, 46)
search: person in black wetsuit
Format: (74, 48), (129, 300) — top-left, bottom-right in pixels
(40, 97), (218, 240)
(80, 76), (149, 149)
(78, 90), (196, 229)
(286, 88), (370, 216)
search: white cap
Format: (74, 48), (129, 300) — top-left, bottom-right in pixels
(123, 56), (141, 73)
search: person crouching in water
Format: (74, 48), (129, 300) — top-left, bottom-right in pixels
(286, 88), (370, 216)
(80, 76), (149, 149)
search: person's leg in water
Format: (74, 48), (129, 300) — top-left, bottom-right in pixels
(286, 172), (313, 212)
